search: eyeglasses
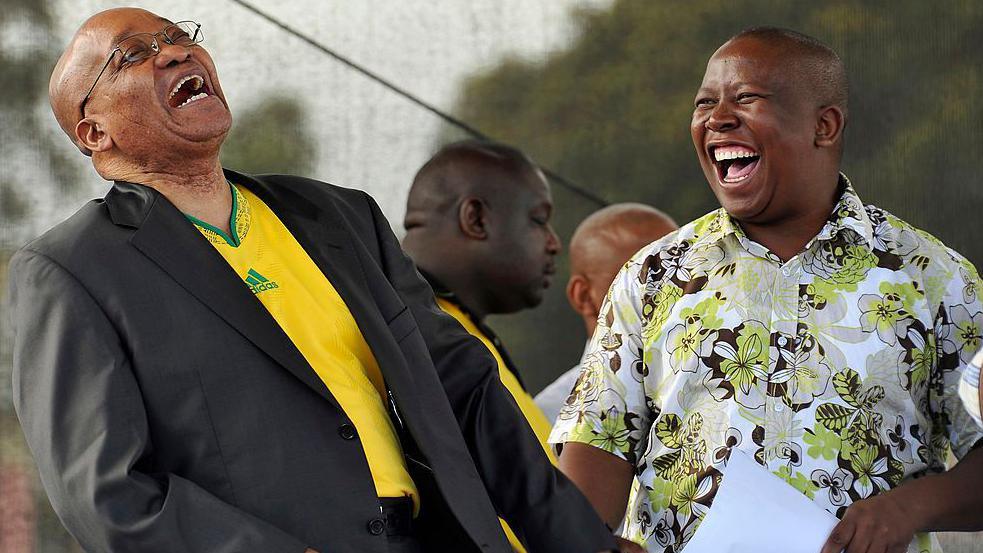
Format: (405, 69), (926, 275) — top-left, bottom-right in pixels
(79, 21), (203, 118)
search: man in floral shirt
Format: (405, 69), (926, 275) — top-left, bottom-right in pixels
(550, 27), (983, 553)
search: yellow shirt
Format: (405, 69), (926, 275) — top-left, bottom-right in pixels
(188, 183), (418, 506)
(437, 297), (556, 552)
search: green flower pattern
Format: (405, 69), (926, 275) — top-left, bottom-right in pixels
(550, 178), (983, 553)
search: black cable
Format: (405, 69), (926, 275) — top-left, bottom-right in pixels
(227, 0), (609, 207)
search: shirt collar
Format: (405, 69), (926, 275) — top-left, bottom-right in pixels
(703, 173), (874, 252)
(186, 182), (252, 247)
(420, 269), (459, 303)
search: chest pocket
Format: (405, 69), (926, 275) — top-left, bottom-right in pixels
(387, 307), (418, 343)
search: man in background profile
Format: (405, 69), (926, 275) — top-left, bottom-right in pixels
(535, 203), (677, 424)
(403, 140), (574, 551)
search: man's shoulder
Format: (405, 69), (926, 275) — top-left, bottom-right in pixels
(243, 172), (371, 212)
(864, 202), (975, 275)
(626, 209), (724, 265)
(14, 197), (122, 267)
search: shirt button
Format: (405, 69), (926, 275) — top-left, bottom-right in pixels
(774, 403), (785, 412)
(338, 423), (357, 440)
(367, 517), (386, 535)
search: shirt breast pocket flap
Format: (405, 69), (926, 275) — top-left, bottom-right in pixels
(386, 307), (418, 343)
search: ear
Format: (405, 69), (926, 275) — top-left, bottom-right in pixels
(75, 117), (114, 156)
(458, 196), (489, 240)
(566, 274), (596, 320)
(814, 105), (845, 149)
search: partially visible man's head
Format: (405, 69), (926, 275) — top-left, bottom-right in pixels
(403, 140), (561, 317)
(50, 8), (230, 174)
(691, 27), (848, 226)
(567, 203), (677, 335)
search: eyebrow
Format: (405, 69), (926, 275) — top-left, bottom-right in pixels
(108, 28), (138, 47)
(108, 17), (172, 46)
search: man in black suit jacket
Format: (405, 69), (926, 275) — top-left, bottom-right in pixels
(8, 7), (617, 553)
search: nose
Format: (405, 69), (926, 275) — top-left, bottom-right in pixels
(706, 100), (739, 133)
(546, 225), (562, 255)
(154, 41), (192, 69)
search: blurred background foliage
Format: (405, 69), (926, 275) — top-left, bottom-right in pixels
(0, 0), (74, 232)
(1, 3), (78, 551)
(221, 95), (316, 176)
(2, 0), (982, 550)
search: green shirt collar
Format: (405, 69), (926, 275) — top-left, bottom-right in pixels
(185, 182), (251, 247)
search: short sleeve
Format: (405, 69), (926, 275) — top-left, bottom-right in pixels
(959, 349), (983, 429)
(934, 254), (983, 458)
(548, 253), (656, 466)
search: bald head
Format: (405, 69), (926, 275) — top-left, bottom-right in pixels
(570, 203), (677, 277)
(50, 8), (168, 154)
(567, 203), (677, 334)
(728, 27), (848, 118)
(404, 140), (545, 231)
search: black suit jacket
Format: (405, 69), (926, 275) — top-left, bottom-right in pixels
(8, 171), (615, 553)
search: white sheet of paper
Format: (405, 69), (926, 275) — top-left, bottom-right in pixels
(682, 450), (839, 553)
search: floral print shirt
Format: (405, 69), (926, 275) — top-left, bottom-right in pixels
(960, 350), (982, 428)
(549, 177), (983, 553)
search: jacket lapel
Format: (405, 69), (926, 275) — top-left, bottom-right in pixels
(233, 174), (425, 425)
(230, 172), (371, 317)
(107, 180), (340, 409)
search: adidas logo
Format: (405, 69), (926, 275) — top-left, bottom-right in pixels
(244, 268), (279, 295)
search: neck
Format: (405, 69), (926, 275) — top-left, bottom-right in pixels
(741, 218), (825, 262)
(739, 177), (840, 262)
(429, 263), (492, 321)
(583, 319), (597, 339)
(112, 157), (232, 234)
(446, 282), (491, 321)
(404, 235), (493, 320)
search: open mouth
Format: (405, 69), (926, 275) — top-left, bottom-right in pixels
(167, 74), (212, 109)
(711, 145), (761, 184)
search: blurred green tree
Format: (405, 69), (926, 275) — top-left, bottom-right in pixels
(0, 0), (78, 240)
(450, 0), (983, 391)
(220, 95), (317, 176)
(1, 2), (83, 551)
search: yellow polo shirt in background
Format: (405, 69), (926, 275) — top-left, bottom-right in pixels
(188, 183), (418, 507)
(437, 297), (556, 553)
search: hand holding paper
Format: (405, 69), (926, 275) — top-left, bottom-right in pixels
(682, 450), (839, 553)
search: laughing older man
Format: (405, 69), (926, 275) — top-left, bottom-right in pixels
(8, 8), (616, 553)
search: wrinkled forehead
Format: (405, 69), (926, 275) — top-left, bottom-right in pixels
(78, 8), (172, 57)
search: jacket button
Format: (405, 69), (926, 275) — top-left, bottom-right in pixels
(339, 423), (357, 440)
(367, 517), (386, 535)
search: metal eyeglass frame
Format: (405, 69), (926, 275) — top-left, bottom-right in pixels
(78, 21), (203, 119)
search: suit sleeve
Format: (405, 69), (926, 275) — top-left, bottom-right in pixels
(8, 249), (309, 553)
(361, 194), (616, 553)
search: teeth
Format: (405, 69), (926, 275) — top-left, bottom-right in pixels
(169, 75), (204, 98)
(178, 92), (209, 108)
(723, 173), (753, 183)
(713, 147), (759, 162)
